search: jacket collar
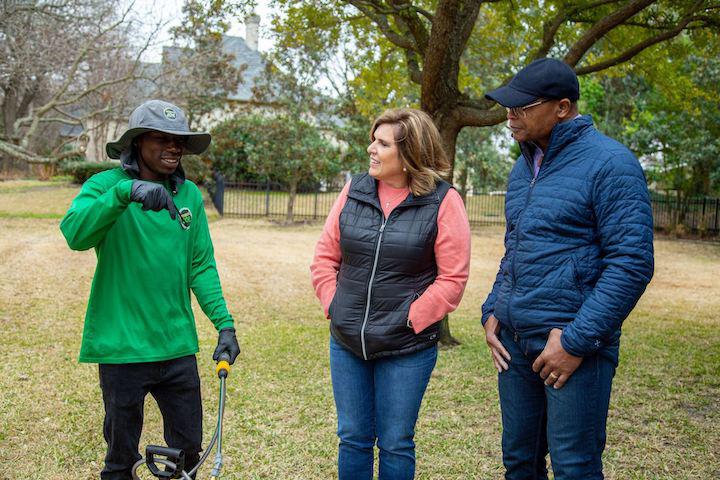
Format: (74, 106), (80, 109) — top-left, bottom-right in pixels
(519, 114), (594, 169)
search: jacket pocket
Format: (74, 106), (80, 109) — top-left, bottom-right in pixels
(571, 256), (585, 296)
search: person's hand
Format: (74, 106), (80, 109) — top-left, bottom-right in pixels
(484, 314), (511, 372)
(130, 180), (178, 220)
(532, 328), (583, 389)
(213, 327), (240, 365)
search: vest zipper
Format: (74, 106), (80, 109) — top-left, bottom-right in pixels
(361, 219), (386, 360)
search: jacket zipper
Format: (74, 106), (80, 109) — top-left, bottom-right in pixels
(360, 219), (386, 360)
(507, 171), (540, 330)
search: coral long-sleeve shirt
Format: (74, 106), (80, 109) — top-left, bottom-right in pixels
(310, 180), (471, 334)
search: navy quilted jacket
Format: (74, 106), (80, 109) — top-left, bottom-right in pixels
(481, 116), (654, 364)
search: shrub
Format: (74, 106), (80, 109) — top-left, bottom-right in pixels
(181, 154), (211, 185)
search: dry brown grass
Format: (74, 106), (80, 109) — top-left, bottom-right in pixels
(0, 182), (718, 479)
(0, 179), (79, 217)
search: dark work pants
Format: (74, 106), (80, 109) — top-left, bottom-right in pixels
(98, 355), (203, 480)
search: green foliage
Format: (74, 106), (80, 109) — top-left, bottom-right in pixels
(455, 126), (512, 195)
(60, 161), (117, 184)
(203, 117), (261, 182)
(206, 113), (342, 187)
(268, 1), (420, 119)
(581, 47), (720, 198)
(181, 154), (212, 184)
(243, 114), (342, 186)
(163, 0), (251, 128)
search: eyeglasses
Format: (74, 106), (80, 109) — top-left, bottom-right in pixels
(505, 99), (548, 118)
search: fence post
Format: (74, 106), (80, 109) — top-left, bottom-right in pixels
(314, 190), (319, 219)
(265, 180), (270, 217)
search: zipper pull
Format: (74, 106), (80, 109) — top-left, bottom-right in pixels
(380, 221), (386, 232)
(530, 178), (536, 188)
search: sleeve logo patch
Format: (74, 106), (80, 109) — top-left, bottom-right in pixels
(178, 207), (193, 230)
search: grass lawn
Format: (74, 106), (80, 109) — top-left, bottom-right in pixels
(0, 181), (718, 479)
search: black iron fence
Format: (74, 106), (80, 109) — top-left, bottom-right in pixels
(651, 193), (720, 235)
(220, 182), (507, 226)
(219, 182), (719, 235)
(221, 182), (341, 221)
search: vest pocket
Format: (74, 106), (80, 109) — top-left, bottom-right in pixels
(328, 293), (338, 319)
(407, 291), (421, 329)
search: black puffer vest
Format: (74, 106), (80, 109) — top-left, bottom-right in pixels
(329, 173), (452, 360)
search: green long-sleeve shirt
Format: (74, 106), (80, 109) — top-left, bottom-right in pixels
(60, 168), (233, 363)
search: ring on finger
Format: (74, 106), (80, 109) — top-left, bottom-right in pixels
(548, 372), (559, 379)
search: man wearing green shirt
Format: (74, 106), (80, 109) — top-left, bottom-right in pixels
(60, 100), (240, 479)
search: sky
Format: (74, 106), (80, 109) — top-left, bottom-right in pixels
(130, 0), (276, 62)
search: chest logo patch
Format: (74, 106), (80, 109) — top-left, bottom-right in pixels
(178, 207), (193, 230)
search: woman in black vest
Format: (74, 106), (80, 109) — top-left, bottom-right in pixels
(311, 108), (472, 479)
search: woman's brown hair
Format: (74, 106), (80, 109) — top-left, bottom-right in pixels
(370, 108), (451, 197)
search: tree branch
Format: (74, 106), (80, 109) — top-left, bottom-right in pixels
(405, 49), (423, 84)
(574, 1), (712, 75)
(564, 0), (656, 67)
(457, 94), (498, 112)
(0, 139), (53, 163)
(454, 104), (506, 128)
(575, 12), (708, 75)
(345, 0), (418, 51)
(390, 0), (431, 55)
(532, 0), (624, 60)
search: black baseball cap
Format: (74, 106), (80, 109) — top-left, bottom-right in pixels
(485, 58), (580, 108)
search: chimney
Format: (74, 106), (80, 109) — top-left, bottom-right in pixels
(245, 13), (260, 51)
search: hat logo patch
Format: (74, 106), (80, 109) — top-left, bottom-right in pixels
(178, 207), (192, 230)
(163, 108), (177, 120)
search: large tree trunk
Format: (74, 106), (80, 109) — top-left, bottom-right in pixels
(3, 81), (38, 143)
(2, 88), (19, 141)
(436, 118), (464, 347)
(456, 159), (469, 204)
(438, 315), (460, 347)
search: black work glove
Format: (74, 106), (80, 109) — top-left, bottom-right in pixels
(130, 180), (178, 220)
(213, 327), (240, 365)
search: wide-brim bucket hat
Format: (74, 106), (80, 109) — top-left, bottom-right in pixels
(106, 100), (211, 159)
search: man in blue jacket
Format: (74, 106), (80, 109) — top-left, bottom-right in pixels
(481, 58), (654, 479)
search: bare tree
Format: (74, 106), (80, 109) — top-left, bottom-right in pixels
(0, 0), (161, 164)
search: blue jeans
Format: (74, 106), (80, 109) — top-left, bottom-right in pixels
(497, 327), (616, 480)
(329, 336), (438, 480)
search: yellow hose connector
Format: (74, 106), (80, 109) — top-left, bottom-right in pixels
(216, 360), (230, 377)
